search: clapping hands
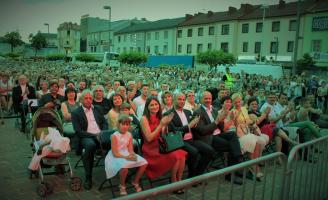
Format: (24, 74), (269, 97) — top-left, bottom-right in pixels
(160, 112), (174, 126)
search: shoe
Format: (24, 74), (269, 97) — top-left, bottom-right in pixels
(119, 185), (127, 196)
(225, 174), (243, 185)
(84, 178), (92, 190)
(173, 189), (184, 195)
(131, 182), (142, 192)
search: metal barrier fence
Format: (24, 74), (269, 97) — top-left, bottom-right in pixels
(284, 135), (328, 200)
(115, 152), (287, 200)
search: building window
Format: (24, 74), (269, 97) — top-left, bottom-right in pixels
(311, 40), (321, 52)
(178, 45), (182, 53)
(221, 42), (229, 53)
(146, 46), (150, 54)
(163, 45), (168, 55)
(242, 23), (249, 33)
(177, 30), (182, 38)
(270, 41), (278, 53)
(208, 43), (212, 50)
(187, 44), (192, 54)
(187, 29), (193, 37)
(155, 32), (159, 40)
(254, 42), (261, 54)
(256, 22), (263, 33)
(287, 41), (294, 52)
(123, 35), (127, 42)
(222, 24), (229, 35)
(137, 47), (141, 52)
(272, 21), (280, 32)
(130, 47), (134, 52)
(289, 20), (297, 31)
(66, 41), (69, 45)
(198, 27), (204, 36)
(147, 33), (151, 40)
(67, 30), (70, 36)
(208, 26), (214, 35)
(130, 34), (133, 42)
(164, 31), (168, 39)
(118, 36), (121, 42)
(197, 44), (203, 53)
(155, 45), (159, 54)
(242, 42), (248, 52)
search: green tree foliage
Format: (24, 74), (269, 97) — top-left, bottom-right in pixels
(76, 53), (96, 63)
(29, 32), (47, 59)
(118, 51), (147, 66)
(3, 31), (24, 52)
(5, 52), (21, 59)
(297, 53), (316, 68)
(46, 54), (66, 61)
(197, 50), (236, 70)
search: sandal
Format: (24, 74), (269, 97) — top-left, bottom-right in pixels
(131, 182), (142, 192)
(119, 185), (127, 196)
(256, 172), (264, 178)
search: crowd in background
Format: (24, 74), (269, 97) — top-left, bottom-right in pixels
(1, 59), (328, 194)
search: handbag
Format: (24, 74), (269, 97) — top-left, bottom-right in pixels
(158, 127), (184, 154)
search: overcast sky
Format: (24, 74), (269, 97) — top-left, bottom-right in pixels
(0, 0), (296, 42)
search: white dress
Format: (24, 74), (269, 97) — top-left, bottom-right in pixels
(105, 131), (147, 179)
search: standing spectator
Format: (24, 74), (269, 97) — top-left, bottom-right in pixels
(12, 75), (36, 132)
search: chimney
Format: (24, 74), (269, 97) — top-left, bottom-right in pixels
(185, 14), (193, 20)
(278, 0), (286, 8)
(240, 3), (254, 14)
(207, 11), (214, 17)
(228, 6), (237, 14)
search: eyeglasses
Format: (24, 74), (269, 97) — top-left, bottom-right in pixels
(95, 90), (103, 92)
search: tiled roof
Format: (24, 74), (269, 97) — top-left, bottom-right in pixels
(115, 17), (185, 34)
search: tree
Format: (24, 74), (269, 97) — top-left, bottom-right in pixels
(29, 31), (47, 59)
(197, 50), (236, 70)
(3, 31), (24, 52)
(118, 51), (147, 66)
(297, 53), (316, 69)
(76, 53), (96, 63)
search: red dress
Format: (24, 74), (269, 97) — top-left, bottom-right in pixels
(142, 115), (187, 179)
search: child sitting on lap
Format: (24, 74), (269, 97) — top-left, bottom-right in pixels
(105, 114), (148, 196)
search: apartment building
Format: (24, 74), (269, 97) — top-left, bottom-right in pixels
(57, 22), (80, 55)
(114, 17), (186, 55)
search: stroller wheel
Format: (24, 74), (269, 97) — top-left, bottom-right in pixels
(36, 184), (47, 197)
(45, 182), (53, 194)
(70, 177), (82, 191)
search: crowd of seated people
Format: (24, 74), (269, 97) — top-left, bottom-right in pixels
(1, 60), (327, 195)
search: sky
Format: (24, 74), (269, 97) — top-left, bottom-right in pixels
(0, 0), (297, 43)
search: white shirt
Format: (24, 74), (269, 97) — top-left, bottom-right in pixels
(133, 96), (146, 119)
(202, 105), (221, 135)
(175, 109), (192, 140)
(83, 106), (101, 135)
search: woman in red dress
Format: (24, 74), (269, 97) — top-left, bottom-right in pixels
(140, 96), (187, 183)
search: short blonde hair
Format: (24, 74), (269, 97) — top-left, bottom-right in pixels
(231, 92), (242, 103)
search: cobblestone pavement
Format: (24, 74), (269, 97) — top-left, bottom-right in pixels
(0, 118), (291, 200)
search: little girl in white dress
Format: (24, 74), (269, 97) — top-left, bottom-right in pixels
(105, 114), (148, 196)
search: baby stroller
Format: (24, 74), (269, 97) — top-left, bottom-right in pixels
(29, 107), (82, 197)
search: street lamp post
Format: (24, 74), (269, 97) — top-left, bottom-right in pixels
(292, 0), (301, 75)
(44, 23), (49, 34)
(104, 5), (111, 64)
(274, 37), (279, 62)
(260, 5), (268, 63)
